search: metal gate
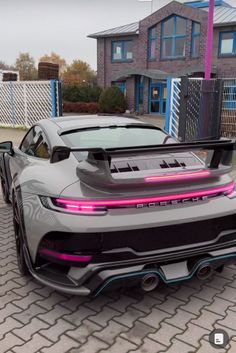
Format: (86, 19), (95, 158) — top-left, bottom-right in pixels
(0, 80), (62, 128)
(166, 77), (224, 141)
(221, 79), (236, 138)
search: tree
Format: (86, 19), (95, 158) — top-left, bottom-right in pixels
(63, 59), (96, 85)
(39, 52), (67, 77)
(0, 61), (16, 71)
(99, 86), (127, 114)
(15, 52), (37, 80)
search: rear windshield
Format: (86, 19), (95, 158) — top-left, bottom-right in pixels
(61, 126), (169, 149)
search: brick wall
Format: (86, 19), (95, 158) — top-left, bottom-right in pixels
(96, 0), (236, 112)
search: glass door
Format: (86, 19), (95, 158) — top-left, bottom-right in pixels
(149, 82), (167, 114)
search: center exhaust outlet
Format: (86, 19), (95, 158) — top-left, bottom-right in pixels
(196, 263), (213, 280)
(140, 274), (160, 292)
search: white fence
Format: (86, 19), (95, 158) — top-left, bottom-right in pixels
(167, 78), (181, 138)
(0, 80), (61, 128)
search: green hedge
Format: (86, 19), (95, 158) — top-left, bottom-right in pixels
(99, 86), (127, 114)
(62, 85), (102, 103)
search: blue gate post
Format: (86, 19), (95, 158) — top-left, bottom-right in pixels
(50, 80), (57, 117)
(57, 81), (63, 117)
(165, 77), (172, 133)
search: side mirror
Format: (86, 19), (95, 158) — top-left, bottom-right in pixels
(0, 141), (13, 154)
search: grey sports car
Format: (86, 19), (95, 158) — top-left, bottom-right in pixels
(0, 115), (236, 296)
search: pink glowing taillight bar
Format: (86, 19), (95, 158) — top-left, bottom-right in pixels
(40, 248), (92, 263)
(55, 182), (235, 208)
(145, 170), (211, 183)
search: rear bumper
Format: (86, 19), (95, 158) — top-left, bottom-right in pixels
(24, 243), (236, 296)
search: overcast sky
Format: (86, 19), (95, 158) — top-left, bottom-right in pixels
(0, 0), (235, 70)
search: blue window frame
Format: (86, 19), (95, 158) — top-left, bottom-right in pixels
(219, 32), (236, 57)
(148, 26), (157, 60)
(191, 22), (200, 58)
(161, 16), (187, 59)
(112, 40), (133, 62)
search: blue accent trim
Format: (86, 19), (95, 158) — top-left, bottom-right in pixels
(161, 15), (187, 60)
(50, 80), (57, 117)
(135, 77), (145, 112)
(165, 77), (172, 133)
(111, 40), (133, 62)
(184, 0), (227, 8)
(219, 31), (236, 57)
(95, 252), (236, 296)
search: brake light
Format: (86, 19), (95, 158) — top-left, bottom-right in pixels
(145, 170), (211, 183)
(52, 182), (234, 210)
(40, 248), (92, 263)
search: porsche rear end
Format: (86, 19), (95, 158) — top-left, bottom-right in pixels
(24, 138), (236, 296)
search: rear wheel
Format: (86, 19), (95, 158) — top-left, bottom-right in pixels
(13, 195), (29, 276)
(1, 177), (10, 204)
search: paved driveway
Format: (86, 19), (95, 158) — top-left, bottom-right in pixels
(1, 192), (236, 353)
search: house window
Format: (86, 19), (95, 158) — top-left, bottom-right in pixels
(148, 26), (157, 60)
(112, 40), (133, 62)
(192, 22), (200, 58)
(219, 32), (236, 56)
(161, 16), (187, 59)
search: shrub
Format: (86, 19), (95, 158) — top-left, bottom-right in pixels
(99, 86), (127, 114)
(63, 101), (99, 114)
(62, 84), (102, 103)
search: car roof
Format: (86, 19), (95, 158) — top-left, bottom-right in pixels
(50, 115), (147, 129)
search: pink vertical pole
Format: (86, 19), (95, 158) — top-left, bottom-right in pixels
(205, 0), (215, 80)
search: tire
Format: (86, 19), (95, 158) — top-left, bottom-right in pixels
(13, 195), (29, 276)
(1, 177), (10, 204)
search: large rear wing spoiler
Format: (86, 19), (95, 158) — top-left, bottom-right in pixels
(50, 139), (235, 189)
(51, 139), (235, 169)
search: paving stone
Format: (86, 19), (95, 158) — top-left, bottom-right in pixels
(0, 317), (23, 340)
(94, 320), (129, 345)
(216, 285), (236, 303)
(203, 297), (234, 316)
(64, 306), (96, 326)
(38, 318), (75, 342)
(193, 285), (222, 302)
(0, 291), (22, 310)
(129, 337), (166, 353)
(159, 338), (195, 353)
(13, 317), (49, 341)
(37, 304), (71, 325)
(13, 303), (47, 325)
(84, 295), (115, 312)
(155, 296), (185, 314)
(148, 322), (183, 347)
(99, 337), (137, 353)
(164, 308), (197, 330)
(69, 336), (109, 353)
(171, 285), (200, 301)
(139, 308), (172, 329)
(40, 334), (79, 353)
(179, 296), (208, 315)
(12, 333), (52, 353)
(89, 307), (121, 328)
(36, 292), (68, 310)
(67, 319), (102, 344)
(217, 309), (236, 331)
(0, 303), (22, 324)
(114, 307), (146, 328)
(192, 309), (223, 330)
(0, 332), (24, 352)
(175, 323), (209, 348)
(120, 321), (155, 346)
(108, 294), (140, 314)
(12, 292), (44, 310)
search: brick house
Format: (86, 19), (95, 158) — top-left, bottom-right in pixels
(88, 0), (236, 115)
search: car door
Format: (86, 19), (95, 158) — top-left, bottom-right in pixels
(9, 125), (51, 193)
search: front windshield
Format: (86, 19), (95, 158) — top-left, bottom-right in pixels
(61, 126), (169, 149)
